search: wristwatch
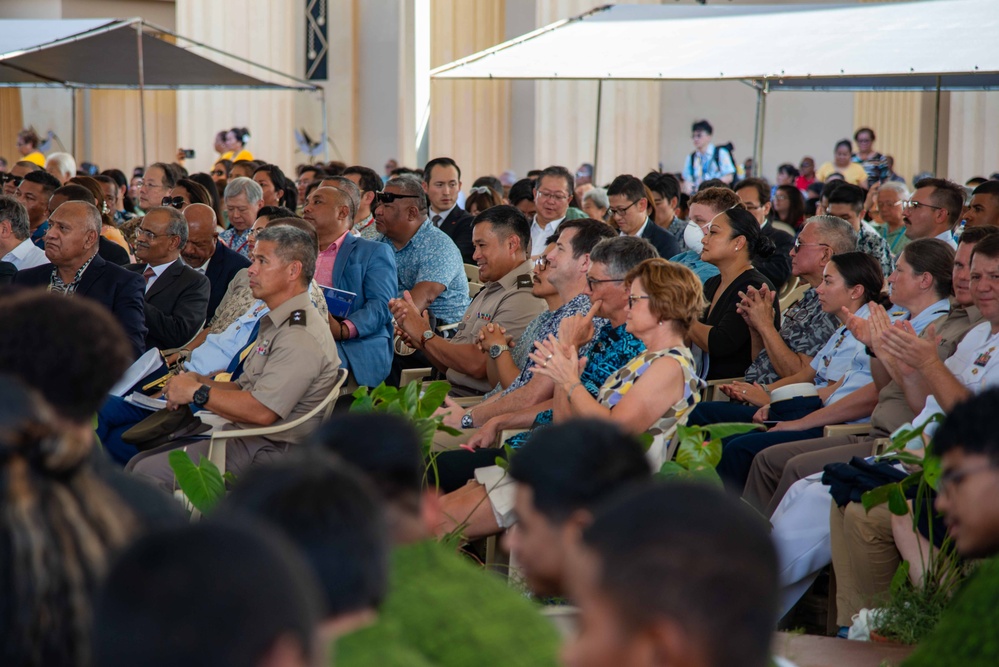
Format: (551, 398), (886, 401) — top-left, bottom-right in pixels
(488, 344), (510, 359)
(422, 329), (435, 344)
(461, 412), (474, 429)
(192, 384), (211, 408)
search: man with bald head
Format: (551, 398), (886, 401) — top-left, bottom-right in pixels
(302, 185), (396, 387)
(15, 200), (148, 358)
(182, 203), (250, 323)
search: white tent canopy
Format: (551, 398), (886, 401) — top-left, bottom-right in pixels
(432, 0), (998, 174)
(431, 0), (999, 91)
(0, 18), (325, 163)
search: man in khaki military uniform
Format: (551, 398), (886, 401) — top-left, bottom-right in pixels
(391, 205), (544, 396)
(128, 225), (340, 491)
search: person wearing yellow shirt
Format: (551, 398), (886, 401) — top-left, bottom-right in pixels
(816, 139), (869, 187)
(16, 129), (46, 168)
(223, 127), (254, 162)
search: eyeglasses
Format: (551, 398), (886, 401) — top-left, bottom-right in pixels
(608, 200), (639, 218)
(627, 294), (652, 309)
(536, 190), (569, 202)
(161, 196), (186, 209)
(0, 174), (23, 187)
(586, 276), (625, 291)
(373, 191), (421, 207)
(902, 199), (944, 212)
(247, 228), (262, 240)
(938, 463), (996, 496)
(135, 226), (178, 240)
(142, 181), (164, 190)
(792, 241), (830, 252)
(773, 194), (789, 202)
(534, 256), (550, 270)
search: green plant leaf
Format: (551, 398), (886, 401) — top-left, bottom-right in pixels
(436, 424), (463, 436)
(495, 456), (508, 469)
(400, 380), (420, 414)
(687, 464), (724, 486)
(635, 432), (654, 452)
(418, 381), (451, 418)
(370, 382), (397, 406)
(411, 418), (438, 457)
(862, 484), (893, 512)
(656, 461), (689, 480)
(168, 451), (226, 514)
(349, 391), (374, 413)
(676, 436), (722, 469)
(887, 483), (910, 516)
(922, 455), (942, 490)
(890, 560), (911, 596)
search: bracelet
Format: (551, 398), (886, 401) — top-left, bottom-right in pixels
(761, 384), (771, 396)
(567, 381), (584, 403)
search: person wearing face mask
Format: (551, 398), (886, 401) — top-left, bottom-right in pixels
(665, 187), (737, 284)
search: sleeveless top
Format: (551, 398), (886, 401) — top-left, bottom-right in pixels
(596, 346), (703, 470)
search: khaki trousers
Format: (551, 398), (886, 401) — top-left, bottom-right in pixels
(829, 501), (899, 627)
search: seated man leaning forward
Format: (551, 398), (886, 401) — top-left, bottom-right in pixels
(126, 225), (341, 490)
(391, 205), (544, 396)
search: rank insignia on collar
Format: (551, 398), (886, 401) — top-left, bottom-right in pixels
(290, 309), (307, 326)
(516, 274), (533, 289)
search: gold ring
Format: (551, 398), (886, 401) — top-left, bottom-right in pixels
(543, 361), (548, 368)
(742, 390), (746, 394)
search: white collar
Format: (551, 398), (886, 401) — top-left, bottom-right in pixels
(429, 204), (458, 223)
(532, 215), (565, 231)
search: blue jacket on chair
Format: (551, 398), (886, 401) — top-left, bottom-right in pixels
(332, 234), (397, 388)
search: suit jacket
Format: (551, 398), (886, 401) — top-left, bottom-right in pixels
(331, 234), (397, 387)
(126, 258), (210, 351)
(755, 224), (794, 292)
(14, 254), (148, 359)
(434, 207), (475, 264)
(98, 236), (130, 266)
(203, 240), (251, 323)
(641, 219), (681, 259)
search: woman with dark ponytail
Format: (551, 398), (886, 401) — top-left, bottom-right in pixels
(688, 205), (780, 380)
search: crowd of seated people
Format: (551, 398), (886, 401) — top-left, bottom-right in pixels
(4, 116), (999, 667)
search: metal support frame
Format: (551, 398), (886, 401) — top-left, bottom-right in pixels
(136, 21), (148, 169)
(593, 79), (603, 180)
(752, 79), (769, 178)
(933, 75), (942, 176)
(320, 85), (329, 162)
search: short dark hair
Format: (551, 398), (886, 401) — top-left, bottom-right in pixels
(691, 119), (713, 135)
(535, 165), (574, 196)
(53, 183), (96, 205)
(148, 162), (179, 189)
(820, 179), (845, 202)
(827, 182), (866, 212)
(473, 175), (504, 194)
(958, 224), (999, 248)
(22, 169), (60, 195)
(257, 205), (298, 221)
(555, 218), (617, 259)
(830, 251), (885, 304)
(854, 127), (876, 142)
(736, 177), (771, 207)
(472, 204), (531, 256)
(606, 174), (647, 204)
(93, 522), (321, 667)
(835, 139), (853, 154)
(343, 165), (383, 193)
(222, 454), (390, 617)
(509, 420), (650, 524)
(423, 157), (461, 183)
(899, 238), (955, 300)
(582, 483), (778, 667)
(309, 413), (425, 506)
(0, 291), (132, 421)
(254, 225), (317, 284)
(933, 389), (999, 465)
(970, 233), (999, 263)
(915, 177), (966, 226)
(643, 172), (680, 202)
(972, 180), (999, 200)
(508, 178), (536, 206)
(777, 163), (800, 178)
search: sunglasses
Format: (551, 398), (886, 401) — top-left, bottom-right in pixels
(373, 191), (421, 207)
(0, 174), (23, 187)
(161, 196), (186, 209)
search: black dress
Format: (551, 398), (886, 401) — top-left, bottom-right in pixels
(701, 268), (779, 380)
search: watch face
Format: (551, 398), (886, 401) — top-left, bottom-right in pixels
(489, 344), (502, 358)
(422, 329), (434, 341)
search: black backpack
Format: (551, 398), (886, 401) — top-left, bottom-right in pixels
(690, 142), (738, 186)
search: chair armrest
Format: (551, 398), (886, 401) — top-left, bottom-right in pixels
(703, 377), (741, 402)
(823, 423), (872, 438)
(399, 368), (432, 386)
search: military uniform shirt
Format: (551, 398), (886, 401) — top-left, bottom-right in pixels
(234, 290), (340, 444)
(445, 260), (545, 394)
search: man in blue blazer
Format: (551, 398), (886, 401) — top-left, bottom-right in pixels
(14, 200), (147, 359)
(607, 174), (680, 260)
(181, 204), (251, 324)
(304, 186), (397, 388)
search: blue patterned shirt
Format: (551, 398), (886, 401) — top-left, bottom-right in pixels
(506, 323), (646, 447)
(682, 143), (736, 190)
(379, 220), (471, 324)
(220, 227), (252, 258)
(502, 293), (607, 395)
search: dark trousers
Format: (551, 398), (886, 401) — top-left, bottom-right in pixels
(428, 447), (509, 493)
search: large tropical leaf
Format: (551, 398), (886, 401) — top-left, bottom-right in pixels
(168, 451), (226, 514)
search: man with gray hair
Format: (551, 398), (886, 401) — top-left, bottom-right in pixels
(874, 181), (910, 257)
(125, 206), (210, 351)
(0, 195), (47, 269)
(699, 215), (856, 408)
(128, 224), (341, 488)
(44, 151), (76, 185)
(220, 176), (264, 258)
(14, 200), (148, 358)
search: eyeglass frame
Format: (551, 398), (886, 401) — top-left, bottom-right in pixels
(627, 294), (653, 309)
(901, 199), (944, 212)
(607, 200), (640, 218)
(534, 256), (550, 270)
(586, 276), (625, 291)
(536, 189), (569, 202)
(792, 241), (831, 252)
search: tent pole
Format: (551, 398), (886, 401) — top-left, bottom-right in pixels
(321, 86), (329, 162)
(136, 22), (148, 169)
(933, 75), (942, 176)
(593, 79), (603, 182)
(70, 89), (76, 157)
(752, 80), (768, 178)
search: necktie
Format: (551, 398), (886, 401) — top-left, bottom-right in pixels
(217, 319), (263, 383)
(142, 266), (155, 284)
(432, 214), (442, 227)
